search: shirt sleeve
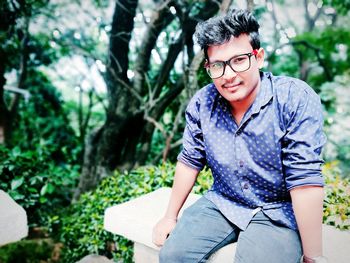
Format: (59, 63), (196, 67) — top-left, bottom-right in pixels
(177, 94), (206, 171)
(281, 81), (327, 190)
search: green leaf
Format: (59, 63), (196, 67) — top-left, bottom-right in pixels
(28, 187), (37, 193)
(11, 147), (21, 157)
(8, 164), (15, 171)
(10, 191), (25, 201)
(40, 183), (55, 195)
(39, 196), (48, 203)
(11, 177), (24, 190)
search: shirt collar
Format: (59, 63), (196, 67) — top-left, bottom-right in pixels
(250, 71), (273, 115)
(212, 71), (273, 115)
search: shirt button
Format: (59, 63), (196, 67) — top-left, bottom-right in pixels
(239, 160), (244, 167)
(243, 183), (249, 189)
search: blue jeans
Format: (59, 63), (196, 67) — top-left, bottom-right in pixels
(159, 197), (302, 263)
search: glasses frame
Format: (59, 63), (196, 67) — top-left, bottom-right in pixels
(204, 49), (258, 79)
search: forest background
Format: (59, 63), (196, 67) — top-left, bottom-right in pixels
(0, 0), (349, 262)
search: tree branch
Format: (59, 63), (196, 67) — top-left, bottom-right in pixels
(144, 115), (167, 138)
(152, 33), (184, 99)
(9, 17), (30, 115)
(107, 0), (138, 80)
(133, 0), (175, 95)
(107, 66), (144, 103)
(290, 40), (332, 81)
(303, 0), (324, 32)
(162, 102), (185, 162)
(266, 40), (332, 81)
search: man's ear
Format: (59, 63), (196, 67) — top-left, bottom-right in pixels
(256, 48), (265, 69)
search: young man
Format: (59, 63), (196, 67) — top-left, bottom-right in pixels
(153, 9), (327, 263)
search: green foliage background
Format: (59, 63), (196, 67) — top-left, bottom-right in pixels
(2, 162), (346, 262)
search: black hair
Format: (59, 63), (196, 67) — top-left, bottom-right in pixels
(195, 9), (260, 60)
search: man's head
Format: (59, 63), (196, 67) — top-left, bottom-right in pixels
(195, 9), (260, 61)
(194, 9), (264, 110)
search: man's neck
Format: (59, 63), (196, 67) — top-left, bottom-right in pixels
(230, 84), (260, 125)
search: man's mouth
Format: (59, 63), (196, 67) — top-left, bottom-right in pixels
(223, 82), (242, 91)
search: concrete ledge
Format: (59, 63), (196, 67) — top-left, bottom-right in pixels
(104, 187), (350, 262)
(104, 187), (199, 250)
(0, 190), (28, 247)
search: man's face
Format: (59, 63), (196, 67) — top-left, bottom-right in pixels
(206, 34), (264, 108)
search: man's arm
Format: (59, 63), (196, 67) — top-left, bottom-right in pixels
(290, 186), (324, 259)
(152, 161), (199, 246)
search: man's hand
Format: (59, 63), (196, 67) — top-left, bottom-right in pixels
(152, 162), (198, 246)
(152, 217), (177, 246)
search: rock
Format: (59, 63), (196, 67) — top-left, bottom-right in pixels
(0, 190), (28, 246)
(76, 254), (114, 263)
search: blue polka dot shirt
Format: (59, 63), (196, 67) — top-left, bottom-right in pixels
(177, 72), (326, 231)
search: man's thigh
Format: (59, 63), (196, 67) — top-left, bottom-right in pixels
(234, 211), (302, 263)
(159, 197), (239, 263)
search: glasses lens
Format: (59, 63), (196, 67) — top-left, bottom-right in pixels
(206, 52), (253, 79)
(207, 62), (224, 78)
(229, 54), (250, 72)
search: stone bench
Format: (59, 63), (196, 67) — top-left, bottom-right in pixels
(0, 190), (28, 247)
(104, 187), (350, 263)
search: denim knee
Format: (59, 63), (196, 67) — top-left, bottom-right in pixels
(159, 240), (185, 263)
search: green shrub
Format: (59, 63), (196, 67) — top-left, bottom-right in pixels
(323, 161), (350, 230)
(0, 69), (82, 227)
(11, 69), (81, 164)
(55, 163), (212, 262)
(0, 145), (80, 226)
(55, 162), (348, 262)
(0, 238), (55, 263)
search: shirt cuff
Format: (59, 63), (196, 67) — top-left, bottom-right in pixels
(177, 153), (205, 171)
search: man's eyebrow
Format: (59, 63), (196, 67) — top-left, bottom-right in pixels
(208, 52), (246, 63)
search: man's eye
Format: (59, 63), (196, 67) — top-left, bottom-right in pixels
(210, 63), (223, 69)
(232, 56), (247, 64)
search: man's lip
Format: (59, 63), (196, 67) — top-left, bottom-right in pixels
(223, 82), (242, 89)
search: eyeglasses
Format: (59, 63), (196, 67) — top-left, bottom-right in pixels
(205, 49), (258, 79)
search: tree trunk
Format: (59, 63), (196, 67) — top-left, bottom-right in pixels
(0, 46), (8, 144)
(74, 0), (226, 200)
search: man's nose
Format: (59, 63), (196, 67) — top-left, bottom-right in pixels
(223, 64), (238, 79)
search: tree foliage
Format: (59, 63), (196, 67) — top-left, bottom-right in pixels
(0, 0), (50, 143)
